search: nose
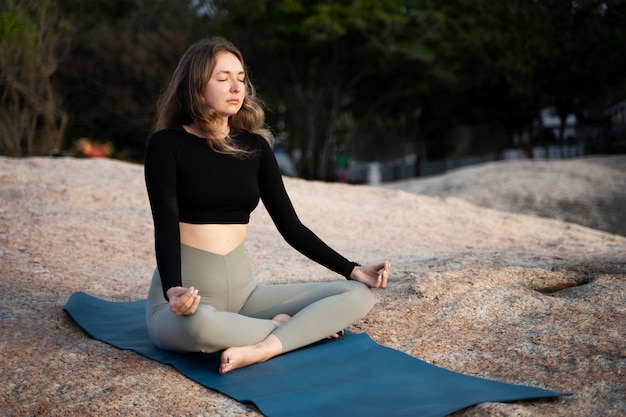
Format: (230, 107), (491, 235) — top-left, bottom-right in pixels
(231, 79), (241, 92)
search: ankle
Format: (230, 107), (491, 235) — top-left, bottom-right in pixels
(220, 334), (283, 374)
(256, 334), (283, 360)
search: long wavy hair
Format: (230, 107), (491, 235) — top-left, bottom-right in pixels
(153, 37), (273, 156)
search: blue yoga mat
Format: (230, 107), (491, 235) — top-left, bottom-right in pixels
(64, 292), (567, 417)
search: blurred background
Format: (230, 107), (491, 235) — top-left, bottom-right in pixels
(1, 0), (625, 182)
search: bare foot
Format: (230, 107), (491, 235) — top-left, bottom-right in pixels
(220, 334), (283, 374)
(327, 329), (345, 339)
(271, 313), (291, 327)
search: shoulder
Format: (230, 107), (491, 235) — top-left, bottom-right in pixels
(145, 129), (185, 166)
(148, 127), (189, 145)
(147, 127), (200, 154)
(233, 130), (273, 153)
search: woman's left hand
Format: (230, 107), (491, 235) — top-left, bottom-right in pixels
(349, 261), (390, 288)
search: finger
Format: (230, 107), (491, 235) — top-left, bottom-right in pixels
(372, 261), (387, 272)
(170, 298), (185, 315)
(171, 288), (191, 309)
(173, 305), (185, 316)
(172, 291), (195, 315)
(380, 262), (390, 287)
(381, 265), (389, 288)
(182, 287), (198, 304)
(186, 294), (201, 315)
(380, 272), (388, 288)
(182, 286), (196, 302)
(174, 300), (188, 315)
(372, 273), (382, 289)
(180, 291), (198, 313)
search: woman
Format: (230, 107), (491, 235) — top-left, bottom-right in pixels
(144, 37), (390, 375)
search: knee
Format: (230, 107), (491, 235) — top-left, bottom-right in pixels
(185, 309), (229, 352)
(345, 281), (377, 316)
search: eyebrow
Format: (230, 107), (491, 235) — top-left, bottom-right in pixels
(215, 70), (245, 76)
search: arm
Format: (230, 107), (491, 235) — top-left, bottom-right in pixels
(257, 138), (365, 279)
(144, 132), (183, 300)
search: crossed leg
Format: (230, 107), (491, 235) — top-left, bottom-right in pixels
(220, 280), (375, 374)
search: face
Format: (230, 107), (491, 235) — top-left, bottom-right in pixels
(203, 51), (246, 124)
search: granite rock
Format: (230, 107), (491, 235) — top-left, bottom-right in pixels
(1, 155), (624, 416)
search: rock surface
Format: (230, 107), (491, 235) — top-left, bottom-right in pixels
(1, 155), (624, 416)
(384, 155), (626, 237)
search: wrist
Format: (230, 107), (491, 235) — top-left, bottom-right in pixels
(346, 262), (362, 280)
(165, 286), (177, 301)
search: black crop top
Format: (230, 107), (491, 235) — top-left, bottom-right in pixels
(144, 127), (356, 298)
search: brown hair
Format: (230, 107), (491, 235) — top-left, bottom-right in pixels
(153, 37), (273, 155)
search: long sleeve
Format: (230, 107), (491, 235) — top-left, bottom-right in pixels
(144, 133), (182, 299)
(256, 138), (356, 278)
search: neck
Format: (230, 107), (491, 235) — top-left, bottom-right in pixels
(216, 118), (230, 137)
(183, 120), (230, 139)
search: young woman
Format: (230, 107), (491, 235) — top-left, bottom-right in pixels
(144, 37), (390, 374)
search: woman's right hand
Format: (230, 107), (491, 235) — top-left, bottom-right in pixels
(167, 286), (201, 316)
(349, 261), (390, 289)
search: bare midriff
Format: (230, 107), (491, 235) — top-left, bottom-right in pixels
(179, 222), (248, 255)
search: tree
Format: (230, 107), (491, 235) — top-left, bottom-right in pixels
(424, 0), (626, 147)
(0, 0), (69, 156)
(207, 0), (441, 180)
(56, 0), (210, 157)
(531, 0), (626, 141)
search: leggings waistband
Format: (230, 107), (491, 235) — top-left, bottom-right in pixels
(179, 241), (255, 312)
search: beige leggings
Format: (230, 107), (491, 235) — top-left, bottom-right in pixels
(146, 243), (376, 354)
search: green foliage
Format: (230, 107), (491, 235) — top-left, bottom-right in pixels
(0, 9), (34, 42)
(0, 0), (70, 156)
(403, 0), (626, 147)
(5, 0), (624, 172)
(55, 0), (210, 157)
(203, 0), (450, 178)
